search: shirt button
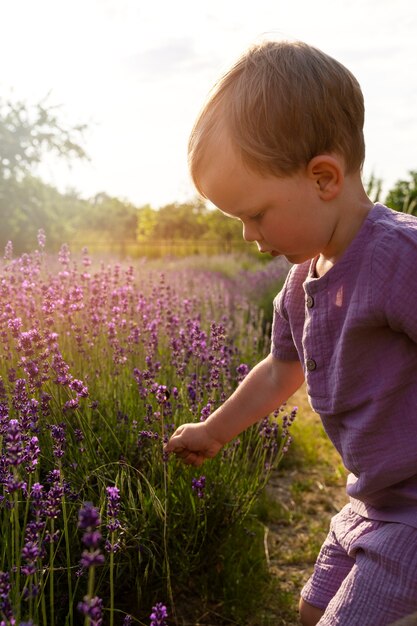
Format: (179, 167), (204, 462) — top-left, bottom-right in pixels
(306, 358), (317, 371)
(306, 295), (314, 308)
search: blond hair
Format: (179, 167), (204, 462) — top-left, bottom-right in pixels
(189, 40), (365, 193)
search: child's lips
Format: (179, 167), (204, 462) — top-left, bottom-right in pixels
(259, 248), (280, 256)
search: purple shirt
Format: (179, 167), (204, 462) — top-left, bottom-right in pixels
(271, 204), (417, 527)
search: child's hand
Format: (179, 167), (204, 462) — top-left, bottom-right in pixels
(164, 422), (223, 467)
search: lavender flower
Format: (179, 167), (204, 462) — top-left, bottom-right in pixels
(150, 602), (168, 626)
(50, 422), (67, 458)
(191, 476), (206, 499)
(77, 595), (103, 626)
(21, 524), (42, 576)
(78, 502), (104, 569)
(44, 471), (64, 519)
(4, 418), (24, 466)
(58, 243), (70, 267)
(80, 549), (105, 568)
(0, 571), (15, 624)
(4, 240), (13, 260)
(199, 402), (212, 422)
(37, 228), (46, 250)
(30, 482), (44, 512)
(236, 363), (250, 383)
(106, 485), (121, 532)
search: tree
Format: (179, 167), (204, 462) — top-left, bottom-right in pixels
(136, 198), (245, 251)
(385, 171), (417, 216)
(0, 96), (88, 253)
(137, 204), (158, 241)
(0, 97), (87, 181)
(139, 199), (208, 240)
(364, 172), (383, 203)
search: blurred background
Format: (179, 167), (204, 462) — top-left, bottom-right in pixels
(0, 0), (416, 255)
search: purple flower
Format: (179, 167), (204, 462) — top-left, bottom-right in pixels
(63, 397), (80, 411)
(69, 378), (89, 397)
(0, 571), (11, 598)
(44, 472), (64, 519)
(123, 615), (133, 626)
(30, 482), (44, 512)
(80, 549), (105, 568)
(77, 595), (103, 626)
(106, 485), (121, 533)
(4, 418), (24, 466)
(7, 317), (22, 337)
(0, 571), (14, 623)
(150, 602), (168, 626)
(58, 243), (70, 267)
(191, 476), (206, 499)
(236, 363), (250, 383)
(78, 502), (100, 532)
(21, 531), (42, 576)
(82, 247), (91, 267)
(137, 430), (159, 448)
(50, 422), (67, 458)
(78, 502), (103, 569)
(199, 402), (212, 422)
(37, 228), (46, 250)
(4, 240), (13, 260)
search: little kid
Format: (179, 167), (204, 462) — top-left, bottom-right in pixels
(164, 40), (417, 625)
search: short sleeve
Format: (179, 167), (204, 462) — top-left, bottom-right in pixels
(271, 270), (300, 361)
(371, 223), (417, 343)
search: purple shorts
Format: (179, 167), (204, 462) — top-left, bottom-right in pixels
(301, 504), (417, 625)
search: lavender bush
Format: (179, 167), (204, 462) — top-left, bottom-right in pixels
(0, 235), (293, 624)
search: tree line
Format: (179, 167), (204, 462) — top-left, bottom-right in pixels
(1, 97), (416, 255)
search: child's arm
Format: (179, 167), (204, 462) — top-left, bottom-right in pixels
(164, 354), (304, 466)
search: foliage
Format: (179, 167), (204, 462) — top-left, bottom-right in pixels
(385, 170), (417, 216)
(2, 94), (416, 259)
(0, 176), (89, 253)
(364, 172), (383, 203)
(0, 96), (87, 181)
(85, 193), (139, 240)
(137, 199), (243, 249)
(0, 240), (291, 624)
(0, 97), (88, 254)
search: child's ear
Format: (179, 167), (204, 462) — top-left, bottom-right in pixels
(307, 155), (344, 200)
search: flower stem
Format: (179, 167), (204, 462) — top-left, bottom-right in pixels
(109, 537), (115, 626)
(50, 518), (55, 626)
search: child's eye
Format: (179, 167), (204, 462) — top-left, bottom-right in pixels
(252, 212), (264, 221)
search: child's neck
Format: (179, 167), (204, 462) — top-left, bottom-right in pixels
(316, 180), (374, 277)
(314, 256), (335, 277)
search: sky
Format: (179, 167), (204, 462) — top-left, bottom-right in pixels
(1, 0), (416, 208)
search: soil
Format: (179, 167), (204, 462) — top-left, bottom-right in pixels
(263, 464), (348, 626)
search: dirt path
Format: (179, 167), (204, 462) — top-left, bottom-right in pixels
(260, 386), (349, 625)
(263, 464), (348, 626)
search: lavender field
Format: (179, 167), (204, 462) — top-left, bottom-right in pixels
(0, 233), (293, 625)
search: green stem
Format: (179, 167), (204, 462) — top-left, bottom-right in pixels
(62, 495), (74, 626)
(13, 483), (21, 622)
(50, 518), (55, 626)
(161, 408), (175, 620)
(84, 565), (96, 626)
(109, 536), (115, 626)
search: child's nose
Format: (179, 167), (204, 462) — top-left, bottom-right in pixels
(242, 221), (259, 243)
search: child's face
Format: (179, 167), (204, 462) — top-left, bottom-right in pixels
(198, 139), (338, 265)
